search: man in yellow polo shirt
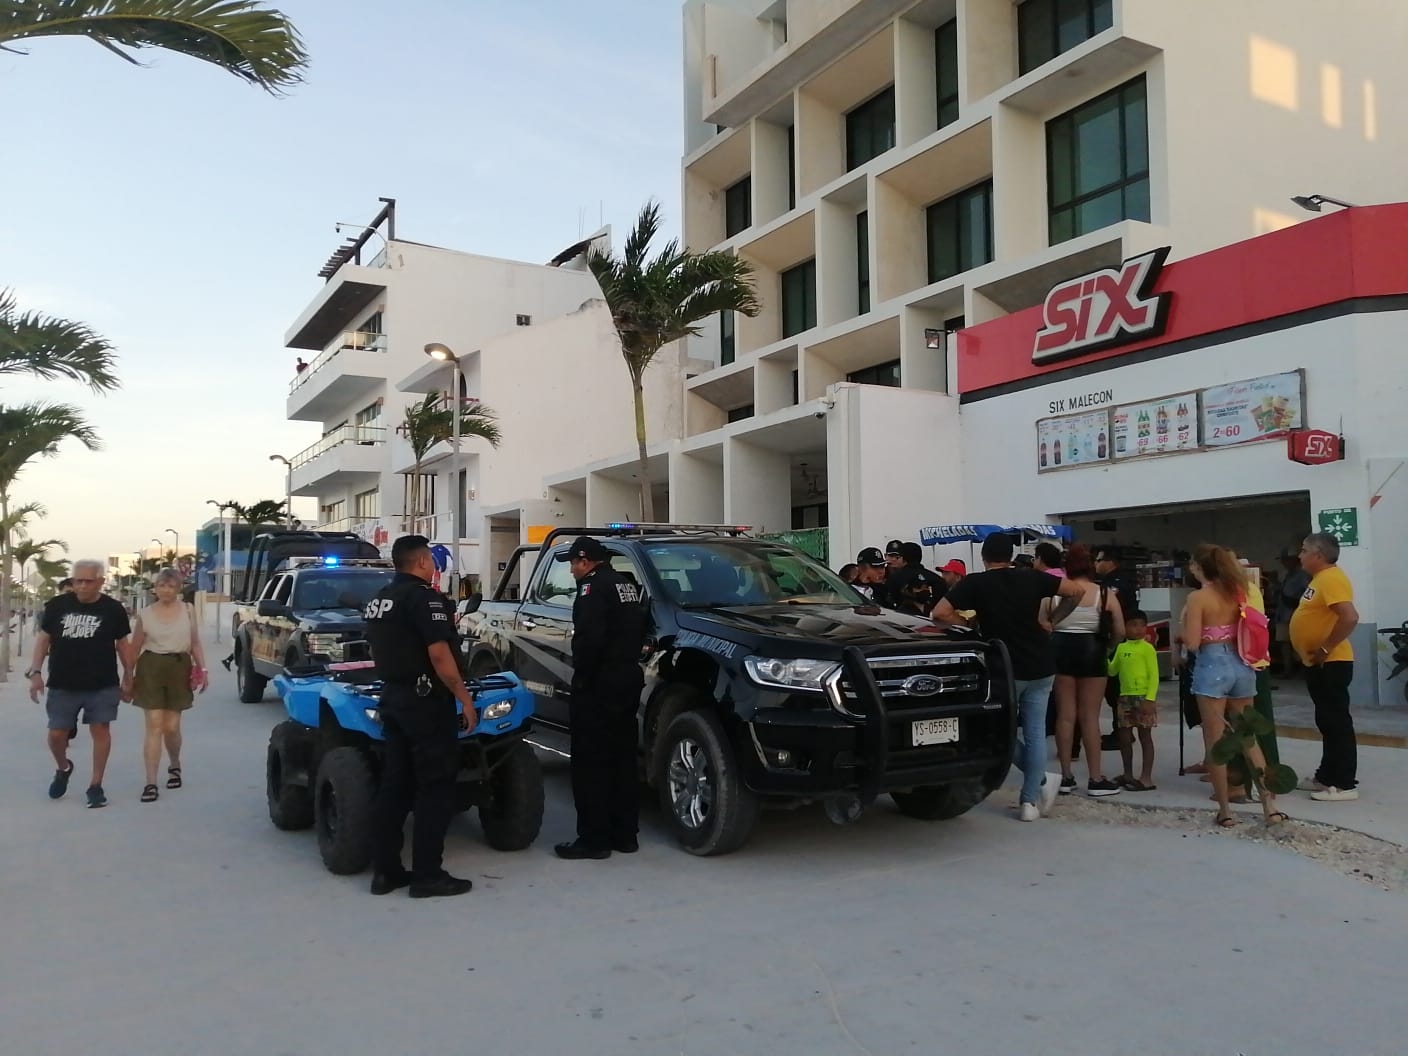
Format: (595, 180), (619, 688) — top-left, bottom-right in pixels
(1288, 532), (1360, 801)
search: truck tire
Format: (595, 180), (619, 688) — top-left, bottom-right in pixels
(314, 747), (376, 875)
(237, 642), (268, 703)
(468, 653), (502, 679)
(657, 709), (758, 856)
(478, 740), (544, 851)
(267, 721), (314, 831)
(890, 779), (989, 821)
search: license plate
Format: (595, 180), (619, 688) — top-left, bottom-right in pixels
(912, 718), (959, 746)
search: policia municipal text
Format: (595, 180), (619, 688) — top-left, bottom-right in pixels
(363, 535), (477, 898)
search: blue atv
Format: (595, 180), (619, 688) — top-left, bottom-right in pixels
(266, 663), (543, 875)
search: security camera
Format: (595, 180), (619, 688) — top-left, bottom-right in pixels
(813, 409), (827, 419)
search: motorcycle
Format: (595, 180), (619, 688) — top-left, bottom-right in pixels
(1377, 623), (1408, 704)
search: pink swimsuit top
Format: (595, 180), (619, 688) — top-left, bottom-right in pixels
(1202, 623), (1236, 643)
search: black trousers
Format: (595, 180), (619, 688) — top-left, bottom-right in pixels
(1305, 661), (1356, 789)
(569, 677), (640, 850)
(371, 689), (459, 882)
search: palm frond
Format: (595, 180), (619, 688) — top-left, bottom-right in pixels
(0, 290), (120, 392)
(0, 0), (308, 94)
(0, 401), (102, 492)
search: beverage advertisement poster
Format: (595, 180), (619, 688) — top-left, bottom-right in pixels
(1111, 391), (1199, 459)
(1036, 410), (1111, 472)
(1200, 371), (1304, 447)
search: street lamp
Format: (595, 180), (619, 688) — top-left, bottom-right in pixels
(1290, 193), (1357, 213)
(269, 454), (294, 527)
(165, 527), (179, 568)
(206, 498), (235, 641)
(425, 342), (463, 578)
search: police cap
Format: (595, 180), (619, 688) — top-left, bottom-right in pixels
(555, 536), (611, 563)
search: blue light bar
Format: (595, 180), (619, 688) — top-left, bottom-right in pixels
(606, 522), (635, 530)
(323, 556), (341, 566)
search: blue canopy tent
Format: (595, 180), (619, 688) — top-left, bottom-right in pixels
(918, 524), (1073, 546)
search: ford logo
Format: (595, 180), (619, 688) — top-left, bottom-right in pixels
(901, 674), (943, 697)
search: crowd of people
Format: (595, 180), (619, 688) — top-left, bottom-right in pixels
(840, 529), (1361, 824)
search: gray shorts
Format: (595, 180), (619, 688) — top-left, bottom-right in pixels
(46, 687), (121, 730)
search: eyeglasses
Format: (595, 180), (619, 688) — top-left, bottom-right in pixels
(72, 578), (100, 584)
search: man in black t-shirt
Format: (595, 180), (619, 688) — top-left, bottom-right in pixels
(28, 560), (135, 809)
(933, 534), (1084, 820)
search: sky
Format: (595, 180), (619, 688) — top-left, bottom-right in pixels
(0, 0), (683, 564)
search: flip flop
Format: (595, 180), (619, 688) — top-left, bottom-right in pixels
(1124, 780), (1157, 792)
(1265, 810), (1290, 826)
(1214, 813), (1237, 828)
(166, 767), (182, 790)
(140, 784), (159, 803)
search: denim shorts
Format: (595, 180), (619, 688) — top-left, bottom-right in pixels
(46, 686), (121, 730)
(1189, 642), (1256, 700)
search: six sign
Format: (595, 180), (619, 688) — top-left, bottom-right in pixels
(1033, 248), (1173, 364)
(1287, 429), (1344, 465)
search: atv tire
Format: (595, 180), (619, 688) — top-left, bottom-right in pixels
(267, 721), (314, 831)
(314, 747), (376, 875)
(657, 709), (758, 857)
(891, 779), (989, 820)
(478, 740), (545, 851)
(237, 642), (268, 704)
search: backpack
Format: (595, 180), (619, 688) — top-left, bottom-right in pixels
(1235, 594), (1271, 667)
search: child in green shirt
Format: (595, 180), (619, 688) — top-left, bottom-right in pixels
(1109, 610), (1160, 790)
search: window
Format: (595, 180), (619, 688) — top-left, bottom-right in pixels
(533, 553), (579, 608)
(360, 311), (383, 335)
(292, 570), (395, 611)
(319, 500), (345, 526)
(727, 404), (755, 423)
(935, 19), (959, 128)
(353, 488), (379, 519)
(781, 259), (817, 338)
(1018, 0), (1114, 75)
(724, 176), (752, 237)
(847, 359), (901, 387)
(354, 402), (380, 426)
(720, 309), (735, 366)
(845, 87), (895, 170)
(515, 314), (532, 326)
(926, 180), (994, 283)
(1046, 75), (1149, 244)
(856, 211), (870, 315)
(786, 125), (796, 210)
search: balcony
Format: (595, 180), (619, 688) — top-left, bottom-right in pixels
(287, 330), (388, 422)
(289, 424), (387, 495)
(315, 516), (381, 540)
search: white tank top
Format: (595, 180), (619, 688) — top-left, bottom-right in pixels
(136, 603), (193, 654)
(1054, 585), (1103, 634)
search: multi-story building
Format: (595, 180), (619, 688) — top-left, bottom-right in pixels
(548, 0), (1404, 561)
(282, 201), (682, 589)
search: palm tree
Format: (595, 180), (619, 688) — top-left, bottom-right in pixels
(589, 200), (760, 522)
(232, 499), (288, 537)
(0, 0), (308, 94)
(0, 404), (100, 679)
(34, 554), (70, 594)
(11, 535), (67, 656)
(0, 290), (120, 393)
(397, 393), (502, 533)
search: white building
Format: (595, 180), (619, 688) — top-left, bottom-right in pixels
(545, 0), (1406, 554)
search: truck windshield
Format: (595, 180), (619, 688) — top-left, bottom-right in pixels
(642, 541), (865, 608)
(291, 571), (396, 611)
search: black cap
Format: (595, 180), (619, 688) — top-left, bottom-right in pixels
(555, 536), (611, 563)
(857, 546), (887, 568)
(884, 539), (904, 557)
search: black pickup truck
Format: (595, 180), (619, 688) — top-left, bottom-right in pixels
(460, 525), (1016, 855)
(230, 531), (388, 702)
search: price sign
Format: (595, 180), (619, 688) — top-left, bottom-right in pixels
(1036, 410), (1111, 472)
(1201, 371), (1304, 447)
(1111, 391), (1199, 459)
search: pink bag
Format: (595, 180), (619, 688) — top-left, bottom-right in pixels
(1236, 594), (1271, 667)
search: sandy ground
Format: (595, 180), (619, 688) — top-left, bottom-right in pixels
(2, 639), (1406, 1056)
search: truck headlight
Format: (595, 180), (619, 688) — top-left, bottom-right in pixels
(363, 707), (381, 724)
(482, 700), (514, 720)
(744, 656), (840, 692)
(305, 634), (344, 659)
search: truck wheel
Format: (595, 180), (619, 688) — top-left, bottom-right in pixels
(237, 643), (268, 704)
(267, 721), (314, 830)
(891, 780), (989, 821)
(469, 653), (501, 679)
(314, 747), (376, 874)
(657, 709), (758, 856)
(478, 741), (545, 851)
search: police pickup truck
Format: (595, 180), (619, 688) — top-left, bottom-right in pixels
(460, 524), (1016, 856)
(230, 531), (392, 703)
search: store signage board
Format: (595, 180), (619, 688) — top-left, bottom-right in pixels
(1201, 370), (1305, 446)
(1288, 429), (1343, 465)
(1317, 507), (1359, 546)
(1036, 409), (1110, 472)
(1032, 248), (1173, 364)
(1111, 391), (1199, 460)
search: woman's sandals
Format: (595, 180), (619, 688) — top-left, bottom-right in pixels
(140, 784), (159, 803)
(166, 767), (182, 790)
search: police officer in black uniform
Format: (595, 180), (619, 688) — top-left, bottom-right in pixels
(554, 536), (649, 860)
(885, 542), (946, 616)
(364, 535), (477, 898)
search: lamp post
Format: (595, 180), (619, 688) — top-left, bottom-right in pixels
(425, 342), (462, 585)
(269, 454), (294, 527)
(206, 498), (235, 641)
(1290, 193), (1358, 213)
(165, 527), (179, 570)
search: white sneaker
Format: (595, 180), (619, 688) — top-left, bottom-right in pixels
(1309, 786), (1359, 802)
(1039, 772), (1061, 816)
(1297, 777), (1326, 792)
(1019, 802), (1041, 822)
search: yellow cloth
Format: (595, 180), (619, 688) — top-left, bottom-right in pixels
(1289, 565), (1354, 663)
(1108, 638), (1160, 700)
(1242, 582), (1270, 670)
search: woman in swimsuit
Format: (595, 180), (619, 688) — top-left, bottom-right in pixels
(1182, 544), (1286, 828)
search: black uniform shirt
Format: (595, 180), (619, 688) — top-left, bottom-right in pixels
(363, 572), (457, 684)
(570, 564), (648, 689)
(885, 564), (946, 616)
